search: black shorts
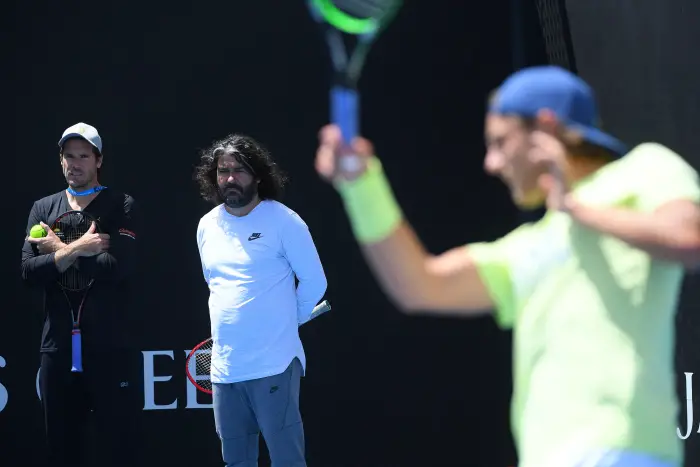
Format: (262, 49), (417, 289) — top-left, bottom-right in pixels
(39, 350), (143, 467)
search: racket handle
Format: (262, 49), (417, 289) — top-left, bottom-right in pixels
(71, 329), (83, 373)
(331, 85), (359, 144)
(299, 300), (332, 326)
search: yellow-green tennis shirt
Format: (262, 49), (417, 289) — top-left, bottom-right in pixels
(469, 143), (700, 467)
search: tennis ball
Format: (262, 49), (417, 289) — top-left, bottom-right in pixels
(30, 224), (47, 238)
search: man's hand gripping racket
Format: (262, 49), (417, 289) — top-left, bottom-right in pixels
(308, 0), (402, 179)
(185, 300), (332, 395)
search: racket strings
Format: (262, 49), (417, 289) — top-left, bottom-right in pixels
(53, 212), (95, 291)
(190, 341), (214, 392)
(332, 0), (394, 19)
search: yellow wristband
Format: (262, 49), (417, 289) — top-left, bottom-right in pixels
(335, 157), (403, 244)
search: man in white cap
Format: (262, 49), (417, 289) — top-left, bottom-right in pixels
(21, 122), (142, 466)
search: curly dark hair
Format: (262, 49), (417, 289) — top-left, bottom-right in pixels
(193, 133), (289, 204)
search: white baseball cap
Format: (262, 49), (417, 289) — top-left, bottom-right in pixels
(58, 122), (103, 153)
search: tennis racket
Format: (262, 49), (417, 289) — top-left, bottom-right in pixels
(186, 300), (332, 394)
(51, 210), (101, 373)
(308, 0), (402, 169)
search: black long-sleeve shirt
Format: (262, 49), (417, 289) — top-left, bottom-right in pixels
(21, 188), (138, 353)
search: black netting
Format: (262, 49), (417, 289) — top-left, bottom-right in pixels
(533, 0), (575, 71)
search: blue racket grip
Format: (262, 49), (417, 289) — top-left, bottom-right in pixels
(71, 329), (83, 373)
(331, 85), (359, 144)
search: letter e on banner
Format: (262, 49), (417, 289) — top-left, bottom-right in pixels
(142, 350), (177, 410)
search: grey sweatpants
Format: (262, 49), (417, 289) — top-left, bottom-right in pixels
(212, 358), (305, 467)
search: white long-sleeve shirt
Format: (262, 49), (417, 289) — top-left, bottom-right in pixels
(196, 200), (327, 384)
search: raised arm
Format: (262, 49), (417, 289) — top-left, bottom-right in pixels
(315, 125), (494, 317)
(566, 143), (700, 269)
(359, 222), (494, 316)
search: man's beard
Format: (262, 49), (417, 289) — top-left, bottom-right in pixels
(65, 169), (94, 190)
(219, 182), (257, 208)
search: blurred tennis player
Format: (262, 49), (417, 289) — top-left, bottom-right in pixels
(194, 134), (327, 466)
(21, 122), (140, 466)
(315, 66), (700, 467)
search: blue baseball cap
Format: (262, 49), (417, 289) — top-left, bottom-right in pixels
(489, 66), (628, 157)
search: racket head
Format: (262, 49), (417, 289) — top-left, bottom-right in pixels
(51, 210), (100, 292)
(185, 338), (214, 395)
(309, 0), (402, 35)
